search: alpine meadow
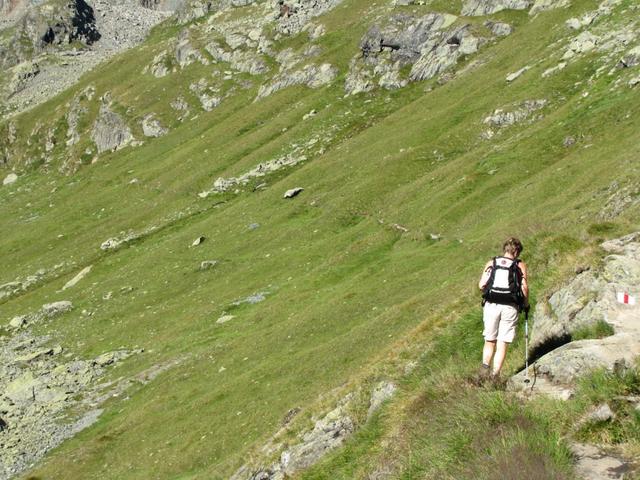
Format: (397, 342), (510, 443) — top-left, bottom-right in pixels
(0, 0), (639, 479)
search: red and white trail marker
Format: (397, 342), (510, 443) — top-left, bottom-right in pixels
(617, 292), (637, 305)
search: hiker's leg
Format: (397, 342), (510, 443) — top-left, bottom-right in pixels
(482, 303), (499, 367)
(482, 340), (496, 366)
(492, 341), (509, 374)
(493, 305), (519, 375)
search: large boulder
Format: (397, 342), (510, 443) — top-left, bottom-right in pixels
(91, 100), (133, 153)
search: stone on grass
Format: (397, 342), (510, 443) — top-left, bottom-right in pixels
(200, 260), (218, 270)
(62, 266), (92, 290)
(9, 315), (28, 329)
(3, 173), (18, 186)
(284, 187), (304, 199)
(585, 403), (615, 423)
(216, 314), (235, 324)
(506, 65), (531, 82)
(41, 301), (73, 317)
(192, 236), (206, 247)
(368, 381), (397, 418)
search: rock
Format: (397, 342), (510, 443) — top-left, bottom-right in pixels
(189, 79), (222, 111)
(205, 41), (268, 75)
(256, 63), (337, 100)
(617, 46), (640, 69)
(192, 236), (206, 247)
(484, 20), (513, 36)
(571, 443), (629, 480)
(565, 17), (582, 30)
(5, 371), (40, 405)
(9, 315), (28, 329)
(410, 25), (480, 82)
(542, 62), (566, 77)
(2, 172), (18, 185)
(199, 151), (308, 197)
(216, 314), (235, 324)
(584, 403), (615, 423)
(280, 403), (354, 475)
(303, 109), (317, 120)
(248, 223), (260, 230)
(41, 301), (73, 318)
(284, 187), (304, 199)
(0, 327), (148, 479)
(200, 260), (218, 270)
(62, 266), (92, 290)
(346, 12), (469, 92)
(529, 0), (570, 15)
(91, 100), (134, 154)
(141, 114), (168, 137)
(274, 0), (343, 35)
(506, 65), (531, 82)
(483, 99), (547, 128)
(367, 381), (397, 418)
(461, 0), (532, 16)
(510, 233), (640, 397)
(629, 76), (640, 87)
(233, 292), (267, 306)
(93, 349), (136, 367)
(563, 31), (599, 60)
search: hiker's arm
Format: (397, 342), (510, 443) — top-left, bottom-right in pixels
(478, 261), (493, 290)
(519, 261), (529, 301)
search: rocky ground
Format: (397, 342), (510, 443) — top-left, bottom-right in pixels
(0, 300), (148, 479)
(1, 0), (172, 115)
(509, 232), (640, 479)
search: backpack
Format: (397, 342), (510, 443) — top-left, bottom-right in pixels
(482, 256), (525, 311)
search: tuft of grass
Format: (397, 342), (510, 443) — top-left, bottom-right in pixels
(574, 365), (640, 447)
(571, 319), (615, 341)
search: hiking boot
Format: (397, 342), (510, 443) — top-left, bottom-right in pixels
(479, 363), (491, 378)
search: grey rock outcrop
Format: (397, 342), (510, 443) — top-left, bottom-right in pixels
(617, 45), (640, 69)
(529, 0), (570, 15)
(570, 443), (629, 480)
(0, 267), (50, 301)
(256, 63), (337, 100)
(91, 99), (133, 153)
(7, 300), (73, 331)
(485, 20), (513, 36)
(0, 327), (142, 479)
(232, 395), (355, 480)
(205, 41), (268, 75)
(367, 381), (397, 418)
(141, 114), (168, 137)
(510, 232), (640, 399)
(461, 0), (531, 16)
(346, 13), (482, 94)
(273, 0), (344, 35)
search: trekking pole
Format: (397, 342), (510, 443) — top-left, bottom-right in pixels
(524, 306), (530, 384)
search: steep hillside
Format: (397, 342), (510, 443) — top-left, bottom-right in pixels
(0, 0), (639, 478)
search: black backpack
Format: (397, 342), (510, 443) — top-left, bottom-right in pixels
(482, 256), (526, 311)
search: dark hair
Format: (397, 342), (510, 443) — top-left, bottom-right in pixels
(503, 237), (523, 256)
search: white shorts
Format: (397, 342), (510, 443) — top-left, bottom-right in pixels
(483, 302), (519, 343)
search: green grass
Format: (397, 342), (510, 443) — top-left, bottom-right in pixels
(571, 319), (615, 341)
(0, 0), (639, 478)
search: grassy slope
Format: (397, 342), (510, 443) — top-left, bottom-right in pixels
(0, 0), (638, 478)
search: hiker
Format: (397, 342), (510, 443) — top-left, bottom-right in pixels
(478, 237), (529, 377)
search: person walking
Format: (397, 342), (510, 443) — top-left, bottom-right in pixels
(478, 237), (529, 377)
